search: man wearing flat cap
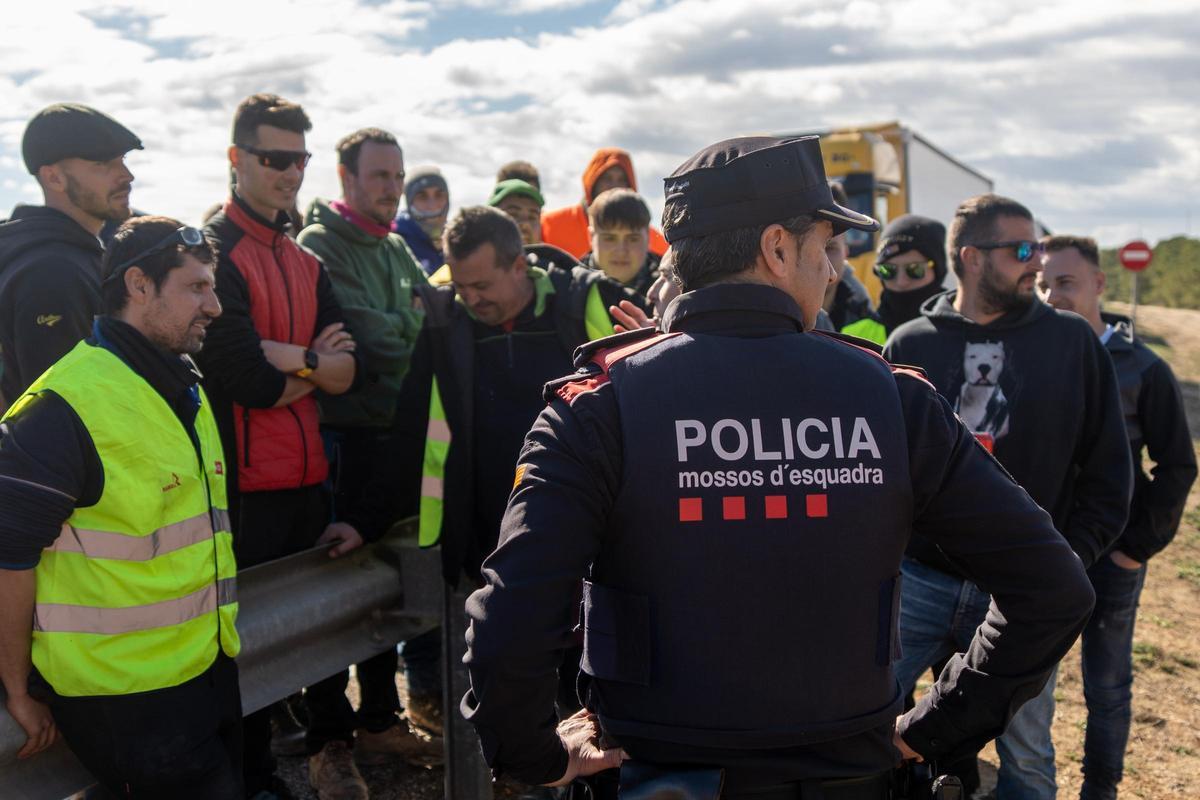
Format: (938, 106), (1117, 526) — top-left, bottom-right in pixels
(460, 135), (1097, 799)
(0, 103), (141, 409)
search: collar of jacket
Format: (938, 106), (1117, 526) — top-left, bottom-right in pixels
(226, 192), (292, 246)
(456, 265), (556, 323)
(91, 316), (202, 407)
(661, 282), (806, 335)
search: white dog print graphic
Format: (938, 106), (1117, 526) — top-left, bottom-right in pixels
(955, 341), (1010, 439)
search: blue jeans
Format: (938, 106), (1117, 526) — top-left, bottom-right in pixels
(895, 558), (1057, 800)
(1079, 554), (1147, 800)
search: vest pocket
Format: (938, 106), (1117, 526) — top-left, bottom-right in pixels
(580, 580), (651, 686)
(876, 573), (903, 667)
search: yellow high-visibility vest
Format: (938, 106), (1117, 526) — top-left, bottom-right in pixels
(4, 340), (240, 696)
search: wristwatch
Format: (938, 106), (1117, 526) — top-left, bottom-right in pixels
(294, 349), (318, 378)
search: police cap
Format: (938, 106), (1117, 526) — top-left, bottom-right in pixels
(661, 135), (879, 243)
(22, 103), (143, 174)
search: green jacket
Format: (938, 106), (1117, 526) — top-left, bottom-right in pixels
(298, 199), (428, 427)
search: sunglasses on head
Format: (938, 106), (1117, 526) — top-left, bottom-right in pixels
(236, 143), (311, 171)
(874, 259), (933, 281)
(973, 240), (1043, 263)
(104, 227), (207, 285)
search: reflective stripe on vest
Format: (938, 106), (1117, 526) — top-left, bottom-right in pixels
(34, 578), (237, 635)
(4, 341), (241, 697)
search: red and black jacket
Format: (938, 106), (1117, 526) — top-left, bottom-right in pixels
(198, 193), (361, 494)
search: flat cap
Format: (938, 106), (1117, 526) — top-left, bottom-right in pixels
(661, 135), (878, 243)
(22, 103), (142, 174)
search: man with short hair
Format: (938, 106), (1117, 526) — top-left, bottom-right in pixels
(884, 195), (1132, 799)
(296, 127), (440, 769)
(460, 136), (1097, 799)
(541, 148), (668, 260)
(0, 215), (241, 798)
(583, 188), (660, 297)
(1039, 235), (1196, 800)
(0, 103), (141, 407)
(196, 93), (363, 800)
(496, 160), (541, 189)
(393, 166), (449, 275)
(489, 178), (579, 271)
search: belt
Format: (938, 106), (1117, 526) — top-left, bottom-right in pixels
(725, 772), (893, 800)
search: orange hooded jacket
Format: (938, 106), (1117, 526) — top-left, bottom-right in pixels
(541, 147), (669, 260)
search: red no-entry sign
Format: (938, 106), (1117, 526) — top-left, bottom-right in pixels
(1118, 240), (1153, 272)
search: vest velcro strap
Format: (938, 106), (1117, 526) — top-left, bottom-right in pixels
(35, 577), (238, 635)
(49, 510), (219, 562)
(421, 475), (444, 500)
(426, 418), (452, 443)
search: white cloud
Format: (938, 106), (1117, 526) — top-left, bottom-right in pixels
(1, 0), (1198, 246)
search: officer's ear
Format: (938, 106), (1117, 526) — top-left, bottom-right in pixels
(758, 223), (790, 281)
(124, 265), (153, 305)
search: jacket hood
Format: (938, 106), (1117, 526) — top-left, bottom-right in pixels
(304, 197), (386, 247)
(582, 148), (636, 204)
(920, 289), (1053, 330)
(0, 205), (102, 273)
(1100, 311), (1135, 351)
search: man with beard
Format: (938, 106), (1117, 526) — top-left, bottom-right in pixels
(197, 93), (363, 800)
(0, 103), (140, 408)
(0, 216), (241, 798)
(842, 215), (948, 345)
(393, 166), (449, 275)
(296, 128), (441, 777)
(883, 195), (1131, 798)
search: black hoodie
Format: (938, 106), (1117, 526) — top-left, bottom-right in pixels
(884, 291), (1132, 571)
(0, 205), (104, 403)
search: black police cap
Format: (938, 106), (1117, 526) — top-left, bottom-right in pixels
(22, 103), (143, 174)
(661, 135), (879, 243)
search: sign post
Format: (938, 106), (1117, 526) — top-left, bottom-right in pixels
(1118, 240), (1153, 333)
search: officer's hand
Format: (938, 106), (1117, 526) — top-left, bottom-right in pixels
(544, 708), (627, 787)
(6, 692), (57, 759)
(609, 300), (655, 333)
(316, 522), (365, 558)
(892, 716), (922, 762)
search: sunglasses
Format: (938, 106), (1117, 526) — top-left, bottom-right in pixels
(874, 259), (933, 281)
(973, 240), (1043, 263)
(105, 226), (207, 285)
(236, 143), (312, 171)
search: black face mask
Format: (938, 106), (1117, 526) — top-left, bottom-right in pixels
(877, 281), (946, 334)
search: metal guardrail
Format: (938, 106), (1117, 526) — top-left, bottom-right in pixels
(0, 518), (444, 800)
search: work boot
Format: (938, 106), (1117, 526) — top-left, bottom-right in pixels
(354, 720), (443, 768)
(404, 693), (444, 737)
(308, 741), (368, 800)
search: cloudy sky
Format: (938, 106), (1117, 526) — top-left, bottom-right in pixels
(1, 0), (1197, 246)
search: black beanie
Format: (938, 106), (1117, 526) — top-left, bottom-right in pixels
(877, 214), (946, 283)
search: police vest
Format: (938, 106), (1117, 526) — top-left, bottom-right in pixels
(5, 341), (240, 697)
(576, 329), (911, 750)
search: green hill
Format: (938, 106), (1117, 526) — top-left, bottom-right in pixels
(1102, 236), (1200, 309)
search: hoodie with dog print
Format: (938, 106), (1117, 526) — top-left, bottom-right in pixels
(884, 291), (1132, 573)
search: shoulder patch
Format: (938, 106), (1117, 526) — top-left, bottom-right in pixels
(548, 330), (680, 406)
(556, 372), (612, 407)
(811, 329), (885, 356)
(572, 325), (659, 367)
(890, 363), (935, 389)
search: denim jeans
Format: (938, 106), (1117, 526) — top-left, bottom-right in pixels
(1079, 554), (1147, 800)
(895, 557), (1057, 799)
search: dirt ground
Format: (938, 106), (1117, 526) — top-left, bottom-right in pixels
(282, 302), (1200, 799)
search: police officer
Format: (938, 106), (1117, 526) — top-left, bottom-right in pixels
(461, 136), (1096, 799)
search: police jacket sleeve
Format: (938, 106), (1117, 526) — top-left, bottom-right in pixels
(461, 385), (621, 785)
(5, 257), (97, 395)
(193, 255), (288, 408)
(0, 392), (101, 569)
(1116, 357), (1197, 562)
(1060, 335), (1133, 567)
(894, 371), (1095, 761)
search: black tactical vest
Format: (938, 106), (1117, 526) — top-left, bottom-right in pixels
(580, 327), (913, 750)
